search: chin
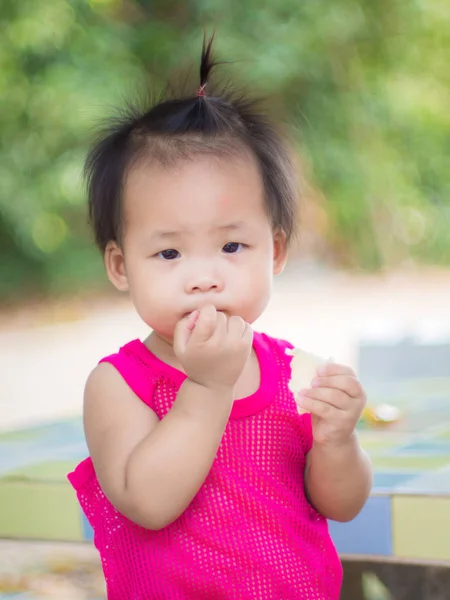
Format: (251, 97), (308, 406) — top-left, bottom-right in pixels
(151, 328), (175, 343)
(144, 317), (175, 338)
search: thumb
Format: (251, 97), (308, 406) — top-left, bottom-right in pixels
(174, 310), (199, 357)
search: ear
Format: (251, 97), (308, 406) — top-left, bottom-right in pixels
(104, 241), (129, 291)
(273, 229), (288, 275)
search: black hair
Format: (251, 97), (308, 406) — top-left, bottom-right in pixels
(85, 35), (299, 253)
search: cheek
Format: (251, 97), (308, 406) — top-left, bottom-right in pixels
(127, 263), (173, 309)
(235, 248), (272, 285)
(253, 258), (274, 302)
(236, 261), (272, 312)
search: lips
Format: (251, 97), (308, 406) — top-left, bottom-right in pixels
(182, 307), (227, 318)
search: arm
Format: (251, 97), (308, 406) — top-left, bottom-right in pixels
(84, 364), (233, 530)
(84, 305), (252, 531)
(297, 363), (373, 522)
(305, 433), (373, 522)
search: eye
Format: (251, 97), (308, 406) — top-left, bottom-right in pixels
(222, 242), (244, 254)
(158, 249), (180, 260)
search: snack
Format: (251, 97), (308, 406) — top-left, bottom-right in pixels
(286, 347), (330, 413)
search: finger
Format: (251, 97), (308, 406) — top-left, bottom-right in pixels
(241, 322), (254, 343)
(297, 395), (341, 419)
(316, 362), (357, 378)
(227, 315), (246, 339)
(174, 312), (198, 356)
(239, 323), (254, 358)
(191, 304), (217, 343)
(299, 387), (351, 411)
(186, 309), (200, 331)
(311, 374), (363, 399)
(209, 310), (227, 343)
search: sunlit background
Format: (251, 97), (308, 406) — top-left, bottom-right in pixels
(1, 1), (449, 599)
(1, 0), (450, 303)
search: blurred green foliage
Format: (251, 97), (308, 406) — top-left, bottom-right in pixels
(1, 0), (449, 299)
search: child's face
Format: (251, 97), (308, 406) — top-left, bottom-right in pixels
(105, 155), (287, 340)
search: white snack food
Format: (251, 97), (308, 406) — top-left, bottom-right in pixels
(286, 347), (330, 413)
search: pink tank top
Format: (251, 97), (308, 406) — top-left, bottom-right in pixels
(68, 332), (342, 599)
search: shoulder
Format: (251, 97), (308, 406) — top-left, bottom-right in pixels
(97, 339), (160, 406)
(99, 338), (148, 372)
(85, 360), (120, 395)
(254, 331), (294, 361)
(83, 361), (150, 422)
(253, 331), (294, 382)
(255, 332), (313, 452)
(83, 362), (159, 463)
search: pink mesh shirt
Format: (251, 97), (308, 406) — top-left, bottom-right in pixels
(68, 332), (342, 599)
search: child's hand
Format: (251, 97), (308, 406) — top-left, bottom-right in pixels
(174, 304), (253, 392)
(297, 363), (366, 446)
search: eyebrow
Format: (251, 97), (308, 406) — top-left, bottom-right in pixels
(218, 222), (246, 231)
(151, 222), (247, 240)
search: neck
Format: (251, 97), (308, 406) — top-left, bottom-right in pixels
(144, 331), (184, 371)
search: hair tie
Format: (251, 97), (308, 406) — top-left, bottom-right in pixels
(197, 83), (207, 98)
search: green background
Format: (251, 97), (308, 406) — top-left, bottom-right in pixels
(1, 0), (449, 300)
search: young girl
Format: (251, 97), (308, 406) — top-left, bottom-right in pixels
(68, 36), (372, 600)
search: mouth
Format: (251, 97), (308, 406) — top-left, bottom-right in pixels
(183, 308), (227, 318)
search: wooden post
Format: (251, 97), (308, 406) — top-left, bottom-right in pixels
(340, 561), (366, 600)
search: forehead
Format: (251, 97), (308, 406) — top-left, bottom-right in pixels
(122, 155), (268, 232)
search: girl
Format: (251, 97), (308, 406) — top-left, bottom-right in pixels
(68, 36), (372, 600)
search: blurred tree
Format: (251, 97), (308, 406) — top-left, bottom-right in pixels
(0, 0), (449, 299)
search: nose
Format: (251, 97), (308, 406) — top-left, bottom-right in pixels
(186, 272), (224, 294)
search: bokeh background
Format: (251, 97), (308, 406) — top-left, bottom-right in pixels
(1, 0), (450, 305)
(1, 2), (450, 599)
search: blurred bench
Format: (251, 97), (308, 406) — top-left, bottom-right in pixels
(339, 337), (450, 599)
